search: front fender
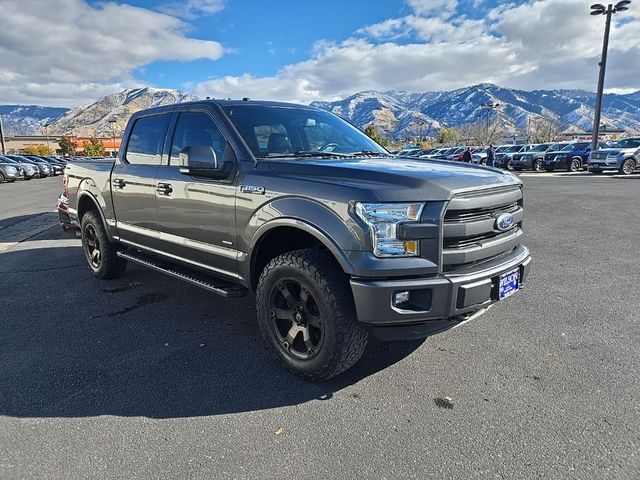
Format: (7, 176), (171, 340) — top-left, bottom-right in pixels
(241, 197), (369, 278)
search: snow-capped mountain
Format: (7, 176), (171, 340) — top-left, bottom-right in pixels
(48, 87), (199, 137)
(0, 105), (69, 135)
(3, 84), (640, 139)
(312, 83), (640, 139)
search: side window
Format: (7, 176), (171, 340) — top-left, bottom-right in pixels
(125, 114), (168, 165)
(169, 112), (227, 166)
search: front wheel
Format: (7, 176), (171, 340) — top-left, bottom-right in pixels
(80, 211), (127, 279)
(256, 249), (368, 381)
(619, 158), (636, 175)
(568, 158), (581, 172)
(0, 172), (5, 183)
(533, 158), (543, 171)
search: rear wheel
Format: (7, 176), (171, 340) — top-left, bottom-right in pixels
(619, 158), (636, 175)
(80, 211), (127, 279)
(256, 249), (368, 381)
(568, 158), (581, 172)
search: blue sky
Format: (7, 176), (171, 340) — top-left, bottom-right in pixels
(2, 0), (639, 106)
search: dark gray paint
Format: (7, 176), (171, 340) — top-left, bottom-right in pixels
(66, 99), (531, 326)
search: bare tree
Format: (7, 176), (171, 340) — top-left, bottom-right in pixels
(529, 114), (564, 143)
(457, 120), (506, 146)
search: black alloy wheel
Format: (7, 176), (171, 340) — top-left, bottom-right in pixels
(82, 223), (102, 270)
(80, 210), (127, 279)
(268, 278), (323, 360)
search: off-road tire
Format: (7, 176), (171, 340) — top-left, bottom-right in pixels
(80, 210), (127, 279)
(256, 248), (368, 381)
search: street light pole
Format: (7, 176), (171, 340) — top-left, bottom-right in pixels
(44, 123), (51, 155)
(0, 114), (6, 155)
(480, 102), (500, 145)
(590, 1), (632, 151)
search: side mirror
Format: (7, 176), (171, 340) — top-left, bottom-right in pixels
(179, 145), (221, 177)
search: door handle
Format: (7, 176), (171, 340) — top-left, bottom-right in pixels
(156, 183), (173, 195)
(112, 178), (126, 189)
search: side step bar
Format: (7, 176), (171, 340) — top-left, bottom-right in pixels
(117, 250), (248, 298)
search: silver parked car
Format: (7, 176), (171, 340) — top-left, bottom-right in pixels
(588, 137), (640, 175)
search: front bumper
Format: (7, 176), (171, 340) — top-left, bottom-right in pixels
(587, 161), (619, 171)
(350, 245), (531, 338)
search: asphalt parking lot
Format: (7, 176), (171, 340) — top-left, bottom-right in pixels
(1, 173), (638, 479)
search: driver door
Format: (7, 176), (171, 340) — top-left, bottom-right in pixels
(154, 110), (239, 279)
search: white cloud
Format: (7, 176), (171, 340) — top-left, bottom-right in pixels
(159, 0), (226, 19)
(0, 0), (224, 106)
(406, 0), (459, 17)
(195, 0), (640, 103)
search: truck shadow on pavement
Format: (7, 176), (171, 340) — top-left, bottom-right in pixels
(0, 244), (424, 419)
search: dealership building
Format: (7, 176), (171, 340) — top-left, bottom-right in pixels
(2, 135), (121, 156)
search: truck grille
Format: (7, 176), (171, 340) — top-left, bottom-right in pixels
(442, 186), (523, 272)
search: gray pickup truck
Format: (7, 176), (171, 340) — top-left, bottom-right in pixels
(65, 99), (531, 380)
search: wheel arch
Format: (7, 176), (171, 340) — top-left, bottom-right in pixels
(246, 220), (357, 291)
(77, 192), (113, 241)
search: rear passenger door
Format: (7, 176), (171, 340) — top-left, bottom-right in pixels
(112, 113), (170, 248)
(154, 110), (239, 279)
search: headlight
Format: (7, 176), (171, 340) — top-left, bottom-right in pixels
(355, 202), (424, 257)
(6, 166), (17, 174)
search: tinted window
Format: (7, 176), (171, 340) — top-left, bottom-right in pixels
(614, 138), (640, 149)
(169, 112), (227, 166)
(221, 105), (386, 158)
(125, 114), (168, 165)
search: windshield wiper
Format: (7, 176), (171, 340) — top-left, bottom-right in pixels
(351, 150), (392, 157)
(261, 150), (351, 159)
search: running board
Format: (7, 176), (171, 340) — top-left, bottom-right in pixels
(117, 250), (247, 298)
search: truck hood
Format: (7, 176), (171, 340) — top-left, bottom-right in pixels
(267, 156), (521, 202)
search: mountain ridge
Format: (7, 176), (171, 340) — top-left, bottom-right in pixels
(2, 84), (639, 139)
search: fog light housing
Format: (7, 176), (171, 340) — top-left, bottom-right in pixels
(393, 291), (410, 306)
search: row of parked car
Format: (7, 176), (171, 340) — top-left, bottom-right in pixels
(395, 137), (640, 175)
(0, 154), (70, 183)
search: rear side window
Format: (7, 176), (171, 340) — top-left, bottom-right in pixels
(169, 112), (228, 166)
(125, 114), (169, 165)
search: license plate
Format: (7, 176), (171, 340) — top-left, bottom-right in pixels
(498, 269), (520, 300)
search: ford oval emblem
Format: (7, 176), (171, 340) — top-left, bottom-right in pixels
(495, 213), (514, 232)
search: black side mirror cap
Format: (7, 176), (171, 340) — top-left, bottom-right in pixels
(179, 145), (234, 179)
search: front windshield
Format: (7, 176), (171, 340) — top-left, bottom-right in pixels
(504, 145), (522, 153)
(221, 105), (388, 158)
(561, 142), (589, 152)
(613, 138), (640, 149)
(531, 144), (550, 152)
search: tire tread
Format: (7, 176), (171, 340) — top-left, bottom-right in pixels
(256, 249), (368, 381)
